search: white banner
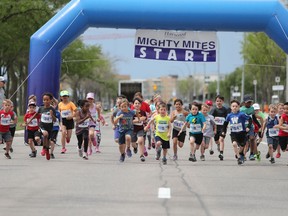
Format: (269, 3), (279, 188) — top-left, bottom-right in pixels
(134, 30), (217, 62)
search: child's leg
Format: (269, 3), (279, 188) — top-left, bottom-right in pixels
(138, 136), (145, 156)
(28, 138), (36, 152)
(232, 141), (240, 158)
(42, 131), (49, 149)
(268, 143), (274, 158)
(5, 141), (11, 154)
(162, 148), (168, 158)
(61, 125), (67, 149)
(189, 136), (195, 154)
(89, 127), (96, 146)
(66, 129), (72, 143)
(173, 137), (178, 156)
(76, 134), (83, 150)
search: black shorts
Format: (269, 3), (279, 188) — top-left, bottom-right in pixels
(172, 129), (186, 143)
(27, 129), (41, 139)
(278, 136), (288, 151)
(214, 131), (221, 142)
(9, 127), (16, 137)
(39, 127), (52, 139)
(155, 136), (170, 149)
(230, 131), (247, 147)
(50, 130), (59, 142)
(189, 133), (203, 145)
(62, 118), (75, 130)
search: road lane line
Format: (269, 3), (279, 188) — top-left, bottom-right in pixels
(158, 187), (171, 199)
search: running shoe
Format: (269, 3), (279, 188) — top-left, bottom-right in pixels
(29, 150), (37, 158)
(41, 148), (45, 156)
(255, 151), (261, 161)
(237, 157), (243, 165)
(45, 149), (50, 160)
(191, 154), (197, 162)
(218, 153), (224, 161)
(119, 153), (125, 162)
(133, 147), (138, 154)
(95, 146), (101, 153)
(240, 154), (245, 164)
(61, 148), (67, 154)
(270, 157), (275, 164)
(276, 152), (281, 158)
(126, 148), (132, 157)
(78, 149), (83, 157)
(200, 155), (205, 161)
(189, 153), (193, 161)
(209, 149), (214, 155)
(266, 152), (270, 159)
(50, 153), (55, 159)
(83, 154), (88, 160)
(4, 152), (11, 159)
(143, 146), (148, 157)
(140, 155), (145, 162)
(249, 154), (255, 161)
(3, 147), (13, 153)
(156, 147), (161, 160)
(162, 157), (167, 165)
(173, 154), (178, 161)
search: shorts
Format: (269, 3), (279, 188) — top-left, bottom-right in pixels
(247, 129), (256, 138)
(39, 127), (52, 140)
(132, 130), (145, 142)
(266, 137), (279, 151)
(278, 136), (288, 151)
(27, 129), (41, 140)
(172, 129), (186, 143)
(203, 136), (211, 145)
(155, 136), (170, 149)
(62, 118), (75, 130)
(0, 131), (12, 142)
(230, 132), (247, 147)
(189, 133), (203, 145)
(214, 131), (221, 142)
(9, 127), (16, 137)
(50, 130), (59, 143)
(114, 127), (120, 140)
(119, 130), (133, 145)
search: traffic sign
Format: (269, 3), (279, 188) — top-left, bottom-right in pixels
(232, 92), (241, 97)
(272, 85), (284, 91)
(275, 76), (280, 83)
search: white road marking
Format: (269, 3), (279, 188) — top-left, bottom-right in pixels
(158, 187), (171, 199)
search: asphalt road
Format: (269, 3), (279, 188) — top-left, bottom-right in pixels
(1, 122), (288, 216)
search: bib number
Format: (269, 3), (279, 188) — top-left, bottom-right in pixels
(231, 123), (243, 132)
(190, 124), (201, 133)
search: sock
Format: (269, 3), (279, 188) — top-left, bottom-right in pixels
(220, 151), (223, 154)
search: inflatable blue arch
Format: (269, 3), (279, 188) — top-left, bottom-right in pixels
(28, 0), (288, 103)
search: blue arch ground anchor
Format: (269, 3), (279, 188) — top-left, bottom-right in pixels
(28, 0), (288, 103)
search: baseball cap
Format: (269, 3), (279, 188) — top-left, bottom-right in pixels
(28, 100), (36, 106)
(60, 90), (69, 97)
(252, 103), (260, 110)
(86, 92), (94, 99)
(243, 94), (253, 103)
(205, 100), (213, 106)
(0, 76), (6, 83)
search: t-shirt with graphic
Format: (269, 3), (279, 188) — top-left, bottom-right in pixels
(210, 106), (228, 132)
(0, 110), (14, 133)
(225, 111), (250, 133)
(37, 106), (56, 131)
(154, 114), (170, 141)
(24, 112), (41, 131)
(116, 110), (135, 132)
(58, 101), (77, 119)
(279, 113), (288, 137)
(186, 112), (206, 135)
(133, 110), (147, 132)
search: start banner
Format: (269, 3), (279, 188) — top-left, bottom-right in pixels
(134, 30), (217, 62)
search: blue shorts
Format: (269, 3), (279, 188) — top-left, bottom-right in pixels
(119, 130), (133, 145)
(114, 127), (120, 140)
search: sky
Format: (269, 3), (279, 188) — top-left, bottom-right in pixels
(82, 28), (244, 79)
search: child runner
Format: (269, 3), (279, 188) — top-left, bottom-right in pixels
(75, 99), (95, 160)
(0, 99), (16, 159)
(95, 102), (107, 153)
(200, 104), (216, 161)
(205, 100), (215, 154)
(131, 97), (147, 162)
(58, 90), (77, 154)
(170, 98), (189, 161)
(86, 92), (100, 155)
(111, 96), (122, 147)
(4, 102), (17, 153)
(274, 102), (288, 159)
(261, 104), (279, 164)
(275, 103), (284, 158)
(114, 99), (135, 162)
(22, 100), (41, 158)
(145, 102), (171, 165)
(50, 98), (61, 159)
(32, 93), (56, 160)
(179, 102), (206, 162)
(221, 99), (252, 165)
(210, 95), (229, 161)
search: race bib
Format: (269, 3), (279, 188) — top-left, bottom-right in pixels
(231, 123), (243, 132)
(1, 117), (10, 126)
(268, 128), (279, 137)
(41, 113), (52, 123)
(215, 117), (225, 125)
(61, 110), (71, 118)
(158, 123), (168, 133)
(173, 120), (184, 129)
(79, 119), (89, 128)
(28, 118), (38, 127)
(190, 124), (202, 133)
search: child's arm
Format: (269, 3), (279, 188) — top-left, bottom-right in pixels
(114, 114), (124, 125)
(220, 121), (229, 137)
(261, 118), (268, 137)
(167, 120), (172, 138)
(202, 122), (207, 133)
(144, 116), (155, 131)
(178, 121), (188, 136)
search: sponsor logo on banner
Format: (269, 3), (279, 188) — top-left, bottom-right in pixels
(134, 30), (216, 62)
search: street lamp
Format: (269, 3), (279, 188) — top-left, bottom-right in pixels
(253, 80), (257, 102)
